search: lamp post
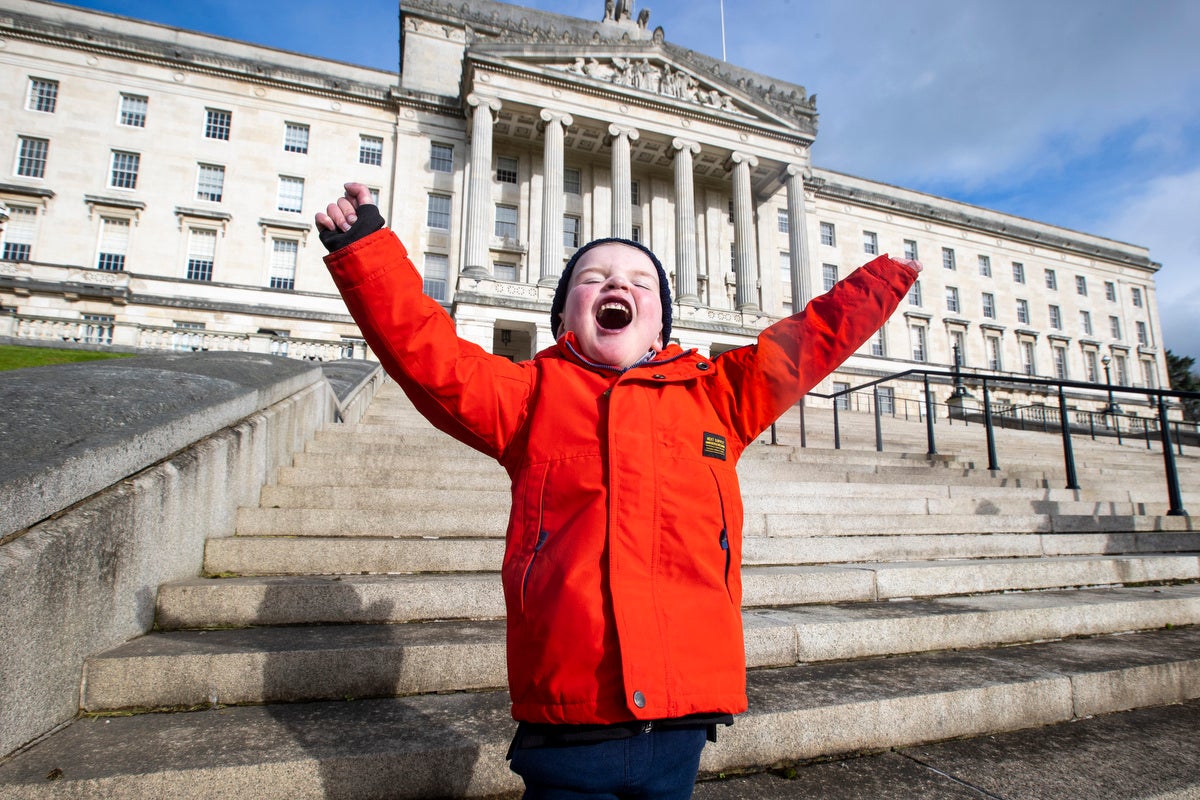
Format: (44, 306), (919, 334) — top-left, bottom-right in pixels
(1101, 354), (1122, 422)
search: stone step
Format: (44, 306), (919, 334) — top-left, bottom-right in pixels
(234, 503), (1193, 539)
(158, 554), (1200, 628)
(203, 531), (1200, 577)
(6, 626), (1198, 799)
(81, 586), (1200, 712)
(255, 483), (1149, 518)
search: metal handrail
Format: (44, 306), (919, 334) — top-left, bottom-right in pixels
(788, 367), (1199, 517)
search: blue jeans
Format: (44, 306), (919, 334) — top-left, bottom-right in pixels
(508, 724), (708, 800)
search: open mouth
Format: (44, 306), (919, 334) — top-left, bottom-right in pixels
(596, 301), (633, 330)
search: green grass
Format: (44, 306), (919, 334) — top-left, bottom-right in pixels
(0, 344), (136, 372)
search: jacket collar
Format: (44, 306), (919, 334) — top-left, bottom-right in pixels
(540, 332), (709, 378)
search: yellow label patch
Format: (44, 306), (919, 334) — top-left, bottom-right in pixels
(702, 432), (727, 460)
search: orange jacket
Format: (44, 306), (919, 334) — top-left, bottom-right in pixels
(325, 230), (916, 725)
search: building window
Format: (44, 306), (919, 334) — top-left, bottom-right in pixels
(269, 238), (298, 290)
(119, 93), (148, 127)
(16, 136), (49, 178)
(978, 255), (992, 277)
(1084, 350), (1099, 382)
(563, 215), (581, 249)
(1012, 262), (1025, 283)
(904, 239), (918, 261)
(109, 150), (140, 189)
(430, 142), (454, 173)
(942, 247), (956, 270)
(1115, 354), (1128, 386)
(1080, 310), (1093, 336)
(283, 123), (309, 154)
(496, 156), (519, 184)
(359, 135), (383, 166)
(423, 253), (449, 301)
(564, 167), (582, 195)
(951, 330), (967, 366)
(1045, 269), (1058, 290)
(908, 280), (922, 307)
(946, 286), (960, 313)
(1053, 346), (1068, 380)
(1021, 341), (1036, 376)
(185, 228), (216, 281)
(776, 209), (789, 234)
(1136, 321), (1149, 347)
(1016, 298), (1029, 324)
(1142, 358), (1157, 389)
(1131, 287), (1143, 308)
(1049, 304), (1063, 330)
(631, 225), (642, 243)
(276, 176), (305, 213)
(1110, 315), (1122, 340)
(877, 386), (895, 415)
(630, 181), (640, 206)
(27, 77), (59, 112)
(81, 314), (114, 346)
(871, 328), (887, 357)
(820, 221), (836, 246)
(426, 193), (451, 230)
(1076, 275), (1088, 296)
(987, 336), (1002, 371)
(1105, 281), (1117, 301)
(493, 262), (517, 281)
(911, 325), (927, 362)
(96, 217), (130, 271)
(833, 382), (851, 410)
(196, 164), (225, 202)
(863, 231), (878, 255)
(780, 252), (792, 300)
(204, 108), (231, 140)
(982, 292), (996, 319)
(1, 205), (37, 261)
(822, 263), (838, 293)
(494, 204), (518, 240)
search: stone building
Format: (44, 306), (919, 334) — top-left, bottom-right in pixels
(0, 0), (1167, 408)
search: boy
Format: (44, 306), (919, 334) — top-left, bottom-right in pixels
(317, 182), (919, 799)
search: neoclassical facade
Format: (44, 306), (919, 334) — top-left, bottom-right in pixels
(0, 0), (1167, 405)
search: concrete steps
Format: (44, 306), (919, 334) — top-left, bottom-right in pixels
(4, 626), (1198, 798)
(82, 586), (1200, 713)
(4, 379), (1198, 798)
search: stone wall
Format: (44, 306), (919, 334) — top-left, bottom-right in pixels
(0, 352), (380, 758)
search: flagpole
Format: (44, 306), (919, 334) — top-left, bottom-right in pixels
(720, 0), (727, 60)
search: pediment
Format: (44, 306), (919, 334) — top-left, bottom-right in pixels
(468, 44), (816, 136)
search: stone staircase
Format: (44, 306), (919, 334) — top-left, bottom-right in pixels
(2, 380), (1199, 798)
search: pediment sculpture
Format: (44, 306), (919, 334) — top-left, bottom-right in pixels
(553, 56), (747, 116)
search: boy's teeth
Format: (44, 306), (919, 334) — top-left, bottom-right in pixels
(597, 302), (632, 328)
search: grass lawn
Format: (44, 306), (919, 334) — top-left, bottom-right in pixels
(0, 344), (136, 372)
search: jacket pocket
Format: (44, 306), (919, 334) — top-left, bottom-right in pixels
(521, 529), (549, 609)
(708, 464), (739, 606)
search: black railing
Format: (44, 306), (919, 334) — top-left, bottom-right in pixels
(783, 367), (1199, 517)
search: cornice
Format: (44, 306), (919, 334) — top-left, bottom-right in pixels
(813, 178), (1157, 272)
(0, 9), (396, 108)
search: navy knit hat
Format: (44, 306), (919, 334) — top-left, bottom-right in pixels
(550, 237), (673, 344)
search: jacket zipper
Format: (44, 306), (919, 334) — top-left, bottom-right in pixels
(522, 529), (549, 605)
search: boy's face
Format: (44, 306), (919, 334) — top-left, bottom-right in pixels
(559, 243), (664, 369)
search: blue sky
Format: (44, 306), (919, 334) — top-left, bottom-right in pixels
(59, 0), (1200, 367)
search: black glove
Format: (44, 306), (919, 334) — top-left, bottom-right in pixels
(318, 203), (385, 253)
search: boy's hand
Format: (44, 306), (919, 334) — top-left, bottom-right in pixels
(896, 258), (924, 273)
(315, 182), (383, 252)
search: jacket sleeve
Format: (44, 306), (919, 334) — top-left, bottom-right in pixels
(712, 254), (917, 445)
(323, 229), (534, 460)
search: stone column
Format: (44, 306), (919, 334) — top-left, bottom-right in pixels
(463, 94), (501, 277)
(608, 123), (639, 239)
(539, 109), (573, 285)
(672, 138), (701, 304)
(784, 163), (813, 311)
(730, 151), (759, 311)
